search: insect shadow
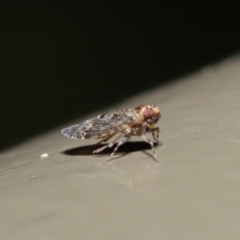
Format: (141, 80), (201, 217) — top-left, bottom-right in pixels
(62, 141), (161, 159)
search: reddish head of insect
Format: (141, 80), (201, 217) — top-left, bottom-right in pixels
(135, 104), (161, 124)
(143, 108), (155, 119)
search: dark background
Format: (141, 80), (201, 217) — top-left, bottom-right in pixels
(1, 2), (240, 151)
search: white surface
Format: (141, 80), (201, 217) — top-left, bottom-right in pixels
(1, 56), (240, 240)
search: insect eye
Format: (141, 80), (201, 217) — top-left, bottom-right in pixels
(143, 109), (154, 119)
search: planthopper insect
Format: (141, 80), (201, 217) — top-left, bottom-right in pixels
(61, 104), (162, 162)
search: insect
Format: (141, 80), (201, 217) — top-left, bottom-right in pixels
(61, 104), (162, 162)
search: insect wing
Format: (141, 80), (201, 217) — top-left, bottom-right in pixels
(61, 120), (90, 139)
(61, 109), (137, 140)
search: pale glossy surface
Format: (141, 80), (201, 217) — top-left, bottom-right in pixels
(1, 56), (240, 240)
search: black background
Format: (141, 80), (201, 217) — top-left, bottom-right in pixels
(1, 2), (240, 151)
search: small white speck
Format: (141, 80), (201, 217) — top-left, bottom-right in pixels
(40, 153), (49, 159)
(32, 175), (35, 178)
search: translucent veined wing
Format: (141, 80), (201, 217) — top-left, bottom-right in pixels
(61, 109), (138, 140)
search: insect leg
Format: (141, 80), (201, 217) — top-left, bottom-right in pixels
(142, 126), (160, 163)
(94, 133), (116, 146)
(151, 127), (160, 144)
(93, 133), (124, 154)
(106, 136), (131, 162)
